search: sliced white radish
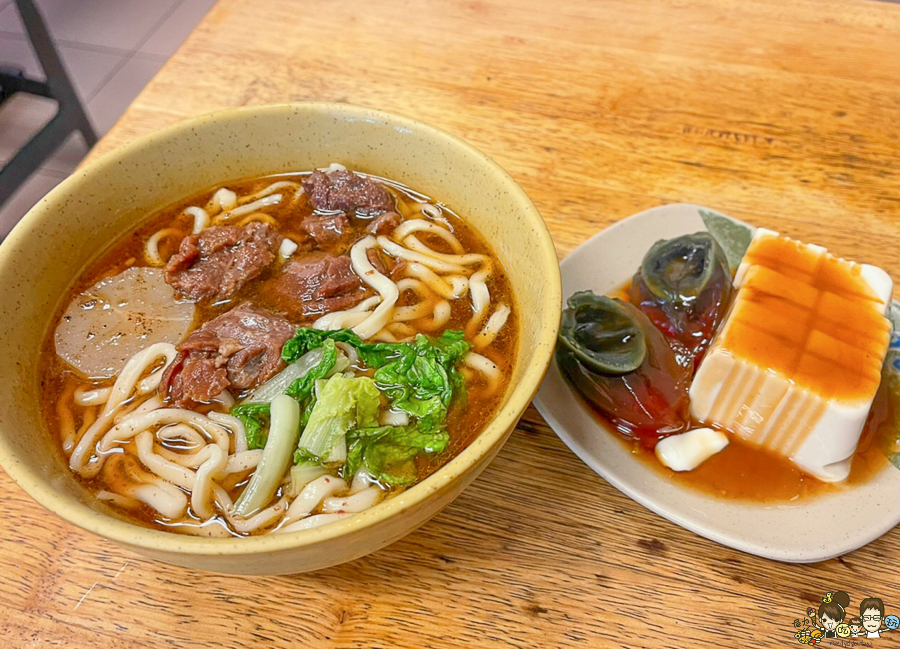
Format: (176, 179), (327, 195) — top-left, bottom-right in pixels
(55, 267), (195, 379)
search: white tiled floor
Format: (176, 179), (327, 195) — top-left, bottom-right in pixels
(0, 0), (182, 52)
(0, 0), (217, 237)
(86, 54), (167, 133)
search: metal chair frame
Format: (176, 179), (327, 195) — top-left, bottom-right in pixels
(0, 0), (97, 207)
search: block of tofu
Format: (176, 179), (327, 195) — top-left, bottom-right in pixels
(689, 228), (893, 482)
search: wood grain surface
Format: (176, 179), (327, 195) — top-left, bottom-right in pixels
(3, 0), (900, 647)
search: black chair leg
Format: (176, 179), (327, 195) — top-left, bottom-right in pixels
(0, 0), (98, 208)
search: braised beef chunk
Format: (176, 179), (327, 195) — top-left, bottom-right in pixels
(165, 223), (281, 301)
(274, 253), (368, 317)
(160, 303), (295, 406)
(302, 170), (393, 214)
(299, 171), (396, 249)
(367, 248), (405, 278)
(160, 351), (228, 404)
(299, 212), (350, 247)
(367, 211), (401, 235)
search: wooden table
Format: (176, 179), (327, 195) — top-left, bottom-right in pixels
(3, 0), (900, 646)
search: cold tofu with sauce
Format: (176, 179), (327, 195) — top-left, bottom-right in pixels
(689, 228), (893, 482)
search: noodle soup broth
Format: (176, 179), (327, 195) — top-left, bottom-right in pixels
(40, 167), (518, 537)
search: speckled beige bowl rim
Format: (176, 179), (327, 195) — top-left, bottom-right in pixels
(0, 102), (562, 557)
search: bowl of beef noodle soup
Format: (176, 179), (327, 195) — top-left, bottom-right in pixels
(0, 104), (561, 574)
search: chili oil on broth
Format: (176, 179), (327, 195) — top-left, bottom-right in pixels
(583, 280), (895, 503)
(38, 171), (519, 535)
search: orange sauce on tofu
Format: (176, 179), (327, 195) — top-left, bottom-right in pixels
(722, 234), (890, 402)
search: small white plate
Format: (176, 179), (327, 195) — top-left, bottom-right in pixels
(534, 203), (900, 562)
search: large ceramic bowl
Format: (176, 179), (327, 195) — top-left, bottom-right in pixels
(0, 103), (561, 575)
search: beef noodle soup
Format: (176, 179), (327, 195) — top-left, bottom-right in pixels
(40, 165), (518, 537)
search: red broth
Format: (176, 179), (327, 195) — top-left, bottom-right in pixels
(39, 172), (519, 534)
